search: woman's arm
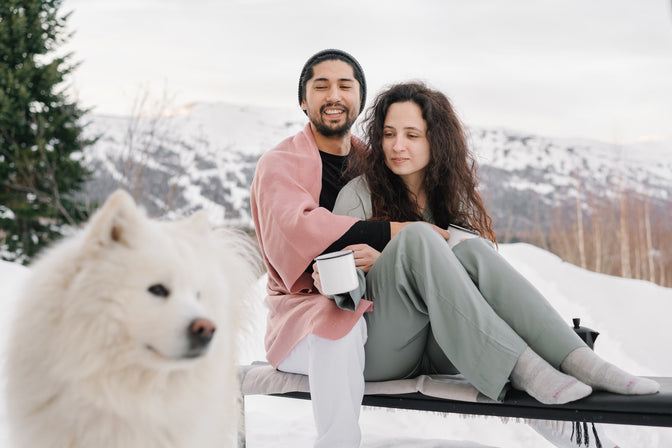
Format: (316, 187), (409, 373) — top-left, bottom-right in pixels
(335, 176), (449, 239)
(333, 177), (449, 271)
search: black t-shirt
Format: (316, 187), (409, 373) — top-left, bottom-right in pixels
(319, 150), (351, 212)
(318, 150), (390, 256)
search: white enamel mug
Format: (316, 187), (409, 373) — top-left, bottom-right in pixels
(314, 250), (358, 295)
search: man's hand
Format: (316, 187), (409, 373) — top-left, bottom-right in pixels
(343, 244), (380, 273)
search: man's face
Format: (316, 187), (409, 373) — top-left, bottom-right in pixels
(301, 59), (361, 138)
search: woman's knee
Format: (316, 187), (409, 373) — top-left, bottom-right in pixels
(395, 222), (448, 260)
(452, 237), (498, 265)
(397, 222), (444, 245)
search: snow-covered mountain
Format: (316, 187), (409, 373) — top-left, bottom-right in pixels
(473, 127), (672, 234)
(82, 102), (307, 226)
(82, 102), (672, 236)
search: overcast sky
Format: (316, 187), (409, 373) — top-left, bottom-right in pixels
(62, 0), (672, 144)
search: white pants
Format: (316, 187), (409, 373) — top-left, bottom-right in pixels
(278, 317), (367, 448)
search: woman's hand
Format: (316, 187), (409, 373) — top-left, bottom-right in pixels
(311, 261), (325, 295)
(343, 244), (380, 273)
(429, 224), (450, 241)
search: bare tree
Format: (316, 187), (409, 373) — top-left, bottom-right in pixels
(121, 85), (176, 201)
(643, 193), (656, 283)
(118, 85), (194, 216)
(618, 175), (632, 278)
(574, 171), (587, 269)
(587, 193), (602, 273)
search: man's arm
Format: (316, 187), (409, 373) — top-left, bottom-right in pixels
(251, 149), (360, 289)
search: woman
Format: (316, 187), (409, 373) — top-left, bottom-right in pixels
(326, 82), (658, 405)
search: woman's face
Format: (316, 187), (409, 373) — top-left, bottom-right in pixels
(382, 101), (431, 189)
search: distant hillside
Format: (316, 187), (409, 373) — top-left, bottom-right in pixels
(81, 102), (672, 286)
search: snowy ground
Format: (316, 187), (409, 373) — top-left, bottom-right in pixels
(2, 243), (672, 447)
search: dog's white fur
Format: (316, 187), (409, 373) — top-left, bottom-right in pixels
(5, 190), (260, 448)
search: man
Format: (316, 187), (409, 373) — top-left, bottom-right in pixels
(250, 49), (390, 447)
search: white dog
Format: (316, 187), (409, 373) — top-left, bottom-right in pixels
(5, 190), (260, 448)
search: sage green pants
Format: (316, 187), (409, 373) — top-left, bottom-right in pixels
(362, 222), (585, 401)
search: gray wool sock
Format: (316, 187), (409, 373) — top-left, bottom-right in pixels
(510, 347), (593, 405)
(561, 347), (660, 395)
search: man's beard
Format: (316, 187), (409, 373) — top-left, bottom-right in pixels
(310, 103), (356, 137)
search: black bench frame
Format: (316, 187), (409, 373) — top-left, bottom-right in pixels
(239, 376), (672, 447)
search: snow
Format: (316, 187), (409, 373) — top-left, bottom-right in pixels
(2, 243), (672, 447)
(0, 206), (15, 220)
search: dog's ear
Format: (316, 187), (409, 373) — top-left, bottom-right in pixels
(85, 190), (143, 248)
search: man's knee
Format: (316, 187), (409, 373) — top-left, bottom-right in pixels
(312, 317), (367, 354)
(345, 316), (368, 346)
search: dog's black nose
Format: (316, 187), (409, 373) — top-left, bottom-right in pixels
(188, 318), (217, 352)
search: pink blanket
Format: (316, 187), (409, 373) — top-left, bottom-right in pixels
(250, 124), (373, 367)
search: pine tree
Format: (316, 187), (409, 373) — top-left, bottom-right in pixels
(0, 0), (93, 263)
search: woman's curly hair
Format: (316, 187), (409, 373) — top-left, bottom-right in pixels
(348, 82), (496, 243)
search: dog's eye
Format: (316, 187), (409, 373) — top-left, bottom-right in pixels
(148, 284), (170, 298)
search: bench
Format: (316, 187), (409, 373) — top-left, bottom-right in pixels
(238, 362), (672, 446)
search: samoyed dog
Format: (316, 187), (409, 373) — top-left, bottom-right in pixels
(5, 190), (261, 448)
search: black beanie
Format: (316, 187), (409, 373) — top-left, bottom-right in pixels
(298, 49), (367, 115)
